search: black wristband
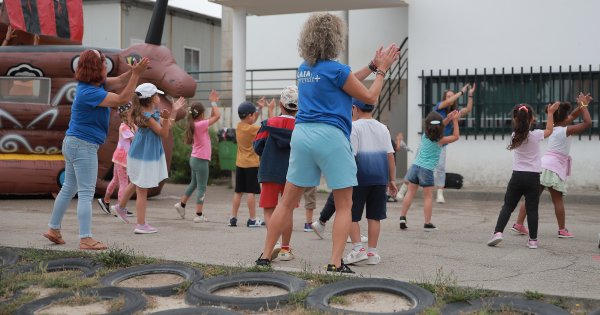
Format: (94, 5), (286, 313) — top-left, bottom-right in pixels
(368, 61), (378, 73)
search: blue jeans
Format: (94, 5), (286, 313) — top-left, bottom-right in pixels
(48, 136), (99, 238)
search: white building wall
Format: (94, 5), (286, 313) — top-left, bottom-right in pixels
(246, 8), (408, 71)
(82, 2), (121, 49)
(407, 0), (600, 188)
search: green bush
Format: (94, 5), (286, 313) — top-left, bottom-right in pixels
(169, 121), (224, 184)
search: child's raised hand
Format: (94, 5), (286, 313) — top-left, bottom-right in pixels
(256, 96), (266, 108)
(449, 109), (460, 121)
(131, 57), (149, 74)
(547, 101), (560, 114)
(468, 83), (476, 96)
(172, 97), (186, 112)
(209, 90), (220, 102)
(576, 92), (593, 106)
(460, 84), (469, 94)
(159, 109), (170, 119)
(267, 98), (276, 111)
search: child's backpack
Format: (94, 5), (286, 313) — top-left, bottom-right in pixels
(444, 173), (463, 189)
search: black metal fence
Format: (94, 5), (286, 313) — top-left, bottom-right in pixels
(373, 37), (408, 121)
(419, 65), (600, 140)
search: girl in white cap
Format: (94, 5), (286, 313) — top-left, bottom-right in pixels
(112, 83), (185, 234)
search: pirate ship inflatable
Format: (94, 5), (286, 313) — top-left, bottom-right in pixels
(0, 0), (196, 196)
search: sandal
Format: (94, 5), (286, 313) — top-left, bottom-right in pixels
(79, 239), (108, 250)
(42, 229), (65, 245)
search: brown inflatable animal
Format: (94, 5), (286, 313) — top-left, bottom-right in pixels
(0, 1), (196, 196)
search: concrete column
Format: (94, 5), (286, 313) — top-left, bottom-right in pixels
(231, 7), (247, 126)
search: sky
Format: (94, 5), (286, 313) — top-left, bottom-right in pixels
(149, 0), (222, 19)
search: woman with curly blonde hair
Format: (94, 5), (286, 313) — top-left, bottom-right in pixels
(256, 12), (399, 273)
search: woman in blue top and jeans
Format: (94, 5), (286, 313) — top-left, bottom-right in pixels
(43, 49), (148, 250)
(256, 13), (399, 273)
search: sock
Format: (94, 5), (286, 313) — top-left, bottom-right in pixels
(104, 200), (110, 206)
(180, 202), (186, 208)
(196, 212), (203, 216)
(368, 247), (378, 255)
(353, 242), (363, 252)
(281, 244), (290, 251)
(319, 220), (326, 225)
(249, 217), (256, 221)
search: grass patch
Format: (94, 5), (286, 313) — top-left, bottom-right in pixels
(417, 268), (495, 305)
(94, 245), (157, 268)
(524, 290), (544, 300)
(56, 294), (102, 306)
(175, 280), (192, 295)
(107, 295), (126, 312)
(17, 248), (91, 264)
(328, 294), (349, 305)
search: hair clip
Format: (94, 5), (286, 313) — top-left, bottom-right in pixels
(518, 105), (529, 112)
(429, 120), (441, 125)
(117, 103), (131, 113)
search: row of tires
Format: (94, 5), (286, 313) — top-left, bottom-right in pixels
(1, 248), (597, 315)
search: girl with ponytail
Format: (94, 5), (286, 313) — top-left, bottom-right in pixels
(174, 90), (221, 222)
(488, 102), (559, 249)
(511, 93), (593, 238)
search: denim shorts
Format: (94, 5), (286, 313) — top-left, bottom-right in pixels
(406, 164), (434, 187)
(287, 123), (357, 190)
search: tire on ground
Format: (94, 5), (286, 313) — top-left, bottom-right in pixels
(13, 258), (101, 277)
(306, 278), (435, 315)
(440, 297), (570, 315)
(148, 306), (242, 315)
(15, 287), (146, 315)
(100, 263), (203, 296)
(185, 272), (307, 311)
(0, 247), (19, 268)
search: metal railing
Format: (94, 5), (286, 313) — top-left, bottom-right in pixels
(419, 65), (600, 140)
(373, 37), (408, 121)
(188, 68), (298, 107)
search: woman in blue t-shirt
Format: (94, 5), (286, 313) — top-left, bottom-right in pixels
(256, 13), (399, 273)
(43, 49), (148, 250)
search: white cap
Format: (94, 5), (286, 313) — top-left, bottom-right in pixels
(135, 83), (164, 99)
(280, 85), (298, 111)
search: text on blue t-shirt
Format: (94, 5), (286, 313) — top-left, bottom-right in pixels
(295, 60), (352, 138)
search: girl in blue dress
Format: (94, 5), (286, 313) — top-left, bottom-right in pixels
(115, 83), (185, 234)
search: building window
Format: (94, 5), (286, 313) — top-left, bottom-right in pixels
(420, 67), (600, 140)
(0, 77), (51, 104)
(184, 47), (200, 79)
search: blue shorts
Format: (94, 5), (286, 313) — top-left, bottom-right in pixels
(406, 164), (434, 187)
(287, 123), (357, 190)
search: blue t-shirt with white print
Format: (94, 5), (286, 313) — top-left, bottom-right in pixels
(296, 60), (352, 138)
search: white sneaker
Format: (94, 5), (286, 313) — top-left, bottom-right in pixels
(487, 232), (503, 246)
(193, 214), (208, 223)
(366, 253), (381, 265)
(396, 183), (408, 200)
(278, 249), (295, 261)
(436, 189), (445, 204)
(347, 234), (368, 243)
(174, 202), (185, 219)
(344, 248), (368, 264)
(311, 221), (325, 239)
(271, 243), (282, 261)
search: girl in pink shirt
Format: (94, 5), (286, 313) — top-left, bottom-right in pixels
(487, 102), (558, 249)
(174, 90), (221, 222)
(512, 93), (593, 238)
(97, 103), (135, 215)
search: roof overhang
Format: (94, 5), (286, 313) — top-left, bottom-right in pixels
(209, 0), (408, 16)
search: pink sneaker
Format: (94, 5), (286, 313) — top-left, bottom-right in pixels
(527, 239), (538, 249)
(558, 229), (574, 238)
(510, 223), (529, 235)
(134, 223), (158, 234)
(487, 232), (503, 246)
(111, 205), (130, 224)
